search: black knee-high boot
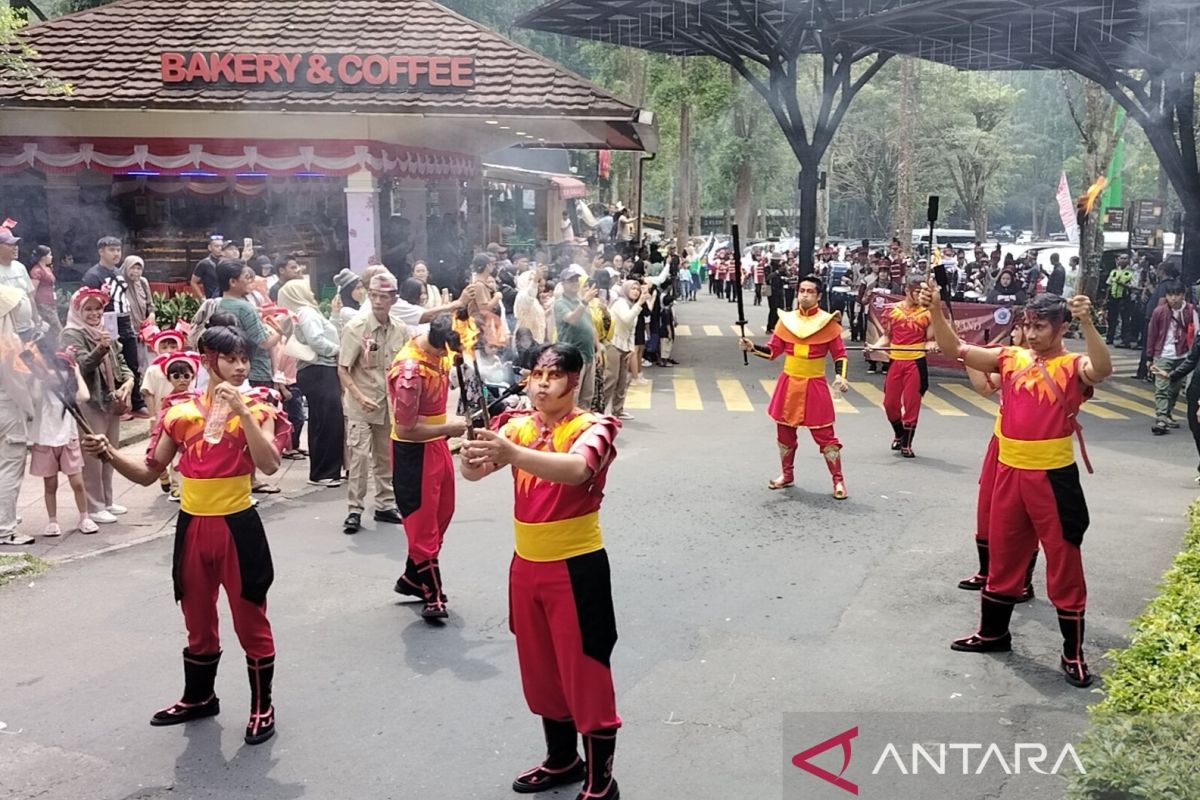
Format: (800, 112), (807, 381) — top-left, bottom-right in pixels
(951, 592), (1015, 652)
(889, 419), (904, 450)
(512, 717), (586, 793)
(1016, 550), (1038, 603)
(958, 540), (989, 590)
(579, 728), (619, 800)
(151, 649), (221, 726)
(418, 559), (449, 620)
(1057, 608), (1093, 688)
(901, 424), (917, 458)
(245, 654), (275, 745)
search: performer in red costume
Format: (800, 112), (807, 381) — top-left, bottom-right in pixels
(867, 272), (936, 457)
(957, 356), (1038, 602)
(924, 288), (1113, 687)
(82, 323), (291, 743)
(387, 314), (468, 620)
(738, 275), (850, 498)
(461, 342), (623, 800)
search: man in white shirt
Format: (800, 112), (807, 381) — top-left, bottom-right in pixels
(0, 228), (39, 338)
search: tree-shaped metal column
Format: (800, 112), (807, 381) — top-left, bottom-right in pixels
(518, 0), (892, 274)
(830, 0), (1200, 281)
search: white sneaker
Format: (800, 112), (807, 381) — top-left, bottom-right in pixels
(106, 504), (128, 515)
(91, 510), (118, 524)
(42, 522), (62, 538)
(0, 532), (35, 545)
(617, 412), (635, 420)
(78, 518), (99, 534)
(307, 478), (343, 488)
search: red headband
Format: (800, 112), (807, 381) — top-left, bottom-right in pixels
(72, 287), (109, 309)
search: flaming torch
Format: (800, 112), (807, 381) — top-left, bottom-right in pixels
(1075, 176), (1108, 300)
(1075, 176), (1108, 231)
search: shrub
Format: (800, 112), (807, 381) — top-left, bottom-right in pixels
(1067, 503), (1200, 799)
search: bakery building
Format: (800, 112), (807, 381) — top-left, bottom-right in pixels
(0, 0), (655, 289)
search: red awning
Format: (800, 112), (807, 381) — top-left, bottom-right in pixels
(551, 175), (587, 199)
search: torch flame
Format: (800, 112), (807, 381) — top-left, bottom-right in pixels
(1075, 176), (1108, 218)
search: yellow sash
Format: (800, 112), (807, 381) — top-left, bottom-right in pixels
(996, 433), (1074, 470)
(393, 413), (448, 443)
(180, 475), (253, 516)
(783, 356), (826, 378)
(514, 511), (603, 562)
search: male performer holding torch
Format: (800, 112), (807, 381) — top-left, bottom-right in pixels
(460, 343), (623, 800)
(866, 271), (937, 458)
(921, 283), (1112, 688)
(739, 276), (849, 499)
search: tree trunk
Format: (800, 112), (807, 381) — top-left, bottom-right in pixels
(893, 57), (916, 251)
(797, 163), (820, 276)
(676, 60), (691, 252)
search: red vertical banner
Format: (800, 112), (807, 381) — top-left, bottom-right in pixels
(597, 149), (611, 179)
(865, 293), (1019, 369)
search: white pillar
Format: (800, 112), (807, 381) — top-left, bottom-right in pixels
(344, 169), (381, 272)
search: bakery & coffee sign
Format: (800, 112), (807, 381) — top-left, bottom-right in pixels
(160, 52), (475, 92)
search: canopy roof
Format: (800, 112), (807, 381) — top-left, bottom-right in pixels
(828, 0), (1198, 74)
(517, 0), (888, 63)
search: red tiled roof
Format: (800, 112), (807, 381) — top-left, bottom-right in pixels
(0, 0), (638, 118)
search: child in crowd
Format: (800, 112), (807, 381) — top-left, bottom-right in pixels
(31, 353), (95, 536)
(156, 352), (201, 502)
(140, 328), (188, 419)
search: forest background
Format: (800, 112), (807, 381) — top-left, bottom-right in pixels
(8, 0), (1188, 243)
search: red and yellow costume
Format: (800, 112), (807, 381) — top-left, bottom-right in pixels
(956, 346), (1094, 685)
(144, 389), (291, 742)
(500, 409), (622, 798)
(880, 301), (932, 454)
(388, 339), (455, 615)
(751, 306), (848, 495)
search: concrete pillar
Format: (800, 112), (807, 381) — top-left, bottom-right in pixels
(344, 169), (381, 272)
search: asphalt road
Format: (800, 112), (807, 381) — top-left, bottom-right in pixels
(1, 294), (1193, 800)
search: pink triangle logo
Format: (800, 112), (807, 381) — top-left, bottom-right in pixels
(791, 726), (859, 795)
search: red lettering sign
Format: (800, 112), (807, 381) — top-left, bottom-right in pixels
(160, 52), (476, 92)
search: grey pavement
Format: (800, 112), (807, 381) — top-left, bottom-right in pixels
(0, 293), (1192, 800)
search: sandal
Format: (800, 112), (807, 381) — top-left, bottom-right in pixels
(0, 532), (35, 545)
(252, 483), (281, 494)
(280, 450), (307, 460)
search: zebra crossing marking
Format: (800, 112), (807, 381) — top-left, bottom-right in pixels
(939, 383), (1000, 415)
(674, 378), (704, 410)
(675, 324), (692, 336)
(1092, 389), (1155, 418)
(716, 379), (754, 411)
(625, 379), (652, 410)
(847, 381), (885, 409)
(1107, 381), (1155, 402)
(703, 325), (724, 337)
(921, 391), (968, 417)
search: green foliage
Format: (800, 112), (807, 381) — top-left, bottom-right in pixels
(1066, 501), (1200, 799)
(151, 291), (200, 327)
(0, 5), (71, 93)
(0, 554), (48, 587)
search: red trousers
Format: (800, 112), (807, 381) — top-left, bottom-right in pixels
(975, 436), (999, 541)
(882, 358), (926, 425)
(776, 423), (840, 451)
(393, 439), (455, 562)
(986, 463), (1088, 611)
(178, 515), (275, 659)
(509, 552), (621, 735)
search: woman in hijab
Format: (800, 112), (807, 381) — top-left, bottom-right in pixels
(60, 287), (134, 525)
(277, 280), (344, 487)
(120, 256), (153, 407)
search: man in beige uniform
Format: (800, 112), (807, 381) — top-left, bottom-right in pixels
(338, 272), (409, 534)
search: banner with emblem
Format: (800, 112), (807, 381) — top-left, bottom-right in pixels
(865, 293), (1019, 370)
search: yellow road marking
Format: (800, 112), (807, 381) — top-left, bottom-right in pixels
(625, 379), (652, 410)
(1107, 381), (1155, 402)
(703, 325), (724, 337)
(921, 389), (968, 416)
(674, 378), (703, 410)
(717, 379), (754, 411)
(761, 378), (778, 396)
(1092, 389), (1155, 418)
(675, 324), (692, 336)
(1079, 403), (1126, 420)
(848, 381), (885, 408)
(939, 383), (1000, 415)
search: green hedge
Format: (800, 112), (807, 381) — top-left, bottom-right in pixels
(1067, 502), (1200, 799)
